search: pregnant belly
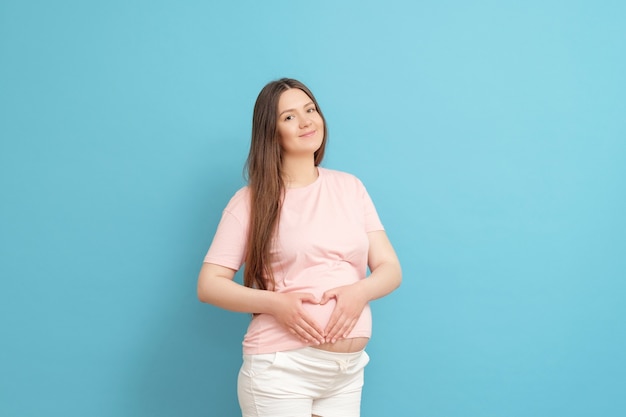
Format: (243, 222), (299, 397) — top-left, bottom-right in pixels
(301, 299), (370, 353)
(314, 337), (369, 352)
(301, 298), (337, 329)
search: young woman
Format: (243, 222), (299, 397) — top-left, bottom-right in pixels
(197, 78), (402, 417)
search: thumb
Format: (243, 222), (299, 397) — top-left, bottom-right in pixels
(319, 290), (336, 305)
(299, 293), (319, 304)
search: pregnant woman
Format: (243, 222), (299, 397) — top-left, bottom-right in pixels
(197, 78), (402, 417)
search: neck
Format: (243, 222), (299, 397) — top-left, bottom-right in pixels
(282, 156), (318, 188)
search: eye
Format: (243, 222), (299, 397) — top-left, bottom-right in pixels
(306, 107), (317, 113)
(284, 115), (295, 121)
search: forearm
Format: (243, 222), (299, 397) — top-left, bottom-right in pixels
(320, 259), (401, 342)
(356, 230), (402, 302)
(197, 262), (326, 343)
(197, 263), (277, 314)
(357, 261), (402, 302)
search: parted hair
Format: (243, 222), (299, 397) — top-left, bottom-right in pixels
(244, 78), (328, 290)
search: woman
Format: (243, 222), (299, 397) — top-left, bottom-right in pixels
(197, 78), (401, 417)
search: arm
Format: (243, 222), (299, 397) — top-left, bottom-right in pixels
(320, 230), (402, 342)
(197, 262), (326, 344)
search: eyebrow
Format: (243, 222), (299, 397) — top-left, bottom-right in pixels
(278, 101), (315, 117)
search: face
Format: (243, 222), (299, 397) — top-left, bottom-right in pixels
(275, 88), (325, 159)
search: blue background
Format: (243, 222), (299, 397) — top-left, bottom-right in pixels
(1, 1), (625, 416)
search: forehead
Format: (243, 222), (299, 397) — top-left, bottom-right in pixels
(277, 88), (312, 111)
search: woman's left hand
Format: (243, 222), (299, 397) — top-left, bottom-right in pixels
(319, 284), (368, 343)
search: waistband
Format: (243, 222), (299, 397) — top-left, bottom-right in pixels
(286, 346), (365, 363)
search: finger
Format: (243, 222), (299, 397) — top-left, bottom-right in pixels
(328, 313), (359, 343)
(341, 317), (358, 338)
(292, 320), (323, 344)
(299, 293), (320, 304)
(319, 291), (336, 305)
(325, 314), (349, 343)
(289, 326), (310, 344)
(324, 309), (342, 340)
(299, 315), (325, 344)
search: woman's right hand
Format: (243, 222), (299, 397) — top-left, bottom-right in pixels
(270, 292), (325, 345)
(198, 264), (325, 344)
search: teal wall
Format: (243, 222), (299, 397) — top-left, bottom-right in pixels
(1, 1), (624, 416)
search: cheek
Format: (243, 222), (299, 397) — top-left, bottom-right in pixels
(277, 134), (287, 150)
(315, 115), (325, 129)
(275, 126), (287, 142)
(278, 125), (295, 141)
(276, 129), (292, 149)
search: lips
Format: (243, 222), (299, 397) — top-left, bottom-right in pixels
(299, 130), (317, 138)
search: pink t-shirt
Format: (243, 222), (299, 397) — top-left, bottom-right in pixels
(204, 167), (384, 354)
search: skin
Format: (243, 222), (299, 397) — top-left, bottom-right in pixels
(276, 89), (324, 168)
(197, 88), (402, 353)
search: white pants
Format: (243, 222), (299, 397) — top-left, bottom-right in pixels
(238, 347), (370, 417)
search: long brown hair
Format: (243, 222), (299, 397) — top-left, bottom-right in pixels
(244, 78), (328, 290)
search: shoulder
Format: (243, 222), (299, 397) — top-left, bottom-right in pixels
(228, 186), (250, 205)
(319, 167), (366, 189)
(223, 186), (251, 219)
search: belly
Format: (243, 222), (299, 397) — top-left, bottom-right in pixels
(301, 300), (370, 353)
(313, 337), (369, 353)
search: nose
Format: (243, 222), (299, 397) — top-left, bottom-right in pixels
(299, 115), (312, 129)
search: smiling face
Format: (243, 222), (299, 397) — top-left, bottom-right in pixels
(276, 88), (325, 160)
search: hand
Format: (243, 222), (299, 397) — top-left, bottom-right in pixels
(271, 292), (325, 345)
(320, 284), (368, 344)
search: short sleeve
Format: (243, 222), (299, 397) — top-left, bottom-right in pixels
(360, 182), (384, 232)
(203, 188), (250, 270)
